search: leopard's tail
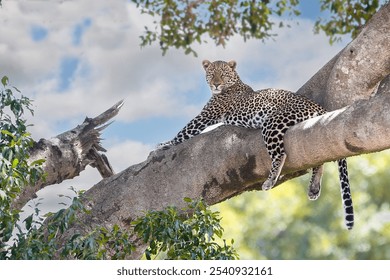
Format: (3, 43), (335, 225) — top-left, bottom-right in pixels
(337, 158), (354, 230)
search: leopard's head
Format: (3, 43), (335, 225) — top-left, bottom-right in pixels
(202, 60), (239, 95)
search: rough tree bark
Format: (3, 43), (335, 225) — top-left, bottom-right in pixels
(15, 3), (390, 259)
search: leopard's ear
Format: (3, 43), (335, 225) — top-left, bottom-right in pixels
(202, 60), (211, 70)
(228, 60), (237, 69)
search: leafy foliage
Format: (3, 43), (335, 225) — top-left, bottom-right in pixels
(132, 0), (301, 55)
(132, 0), (384, 55)
(5, 192), (235, 260)
(133, 198), (238, 260)
(0, 76), (44, 257)
(314, 0), (382, 44)
(5, 189), (136, 260)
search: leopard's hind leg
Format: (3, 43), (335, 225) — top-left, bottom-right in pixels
(261, 113), (324, 194)
(308, 165), (324, 200)
(262, 153), (287, 191)
(261, 115), (289, 191)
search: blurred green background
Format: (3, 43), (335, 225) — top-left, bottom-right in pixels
(213, 150), (390, 259)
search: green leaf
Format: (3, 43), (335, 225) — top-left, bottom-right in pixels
(24, 215), (33, 231)
(12, 158), (19, 168)
(1, 129), (16, 139)
(1, 76), (9, 86)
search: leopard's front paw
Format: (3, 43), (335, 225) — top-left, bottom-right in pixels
(156, 140), (174, 150)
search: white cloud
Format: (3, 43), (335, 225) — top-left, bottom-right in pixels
(194, 19), (344, 91)
(1, 1), (345, 141)
(0, 1), (208, 139)
(106, 140), (153, 172)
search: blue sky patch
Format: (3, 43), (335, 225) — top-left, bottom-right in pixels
(30, 25), (48, 42)
(104, 116), (190, 146)
(58, 56), (79, 92)
(73, 18), (92, 46)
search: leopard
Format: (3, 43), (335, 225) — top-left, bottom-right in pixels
(157, 60), (354, 230)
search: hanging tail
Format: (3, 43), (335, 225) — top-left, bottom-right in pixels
(337, 158), (354, 230)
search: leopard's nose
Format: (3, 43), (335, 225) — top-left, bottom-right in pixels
(213, 83), (221, 88)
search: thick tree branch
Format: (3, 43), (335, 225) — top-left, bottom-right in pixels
(286, 78), (390, 169)
(11, 101), (124, 211)
(53, 78), (390, 259)
(298, 3), (390, 110)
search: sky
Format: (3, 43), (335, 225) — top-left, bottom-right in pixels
(0, 0), (348, 215)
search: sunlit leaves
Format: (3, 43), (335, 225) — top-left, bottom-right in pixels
(215, 151), (390, 259)
(132, 198), (238, 260)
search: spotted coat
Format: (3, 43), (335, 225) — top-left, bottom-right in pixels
(158, 60), (354, 229)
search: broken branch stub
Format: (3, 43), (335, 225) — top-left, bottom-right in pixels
(11, 100), (124, 212)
